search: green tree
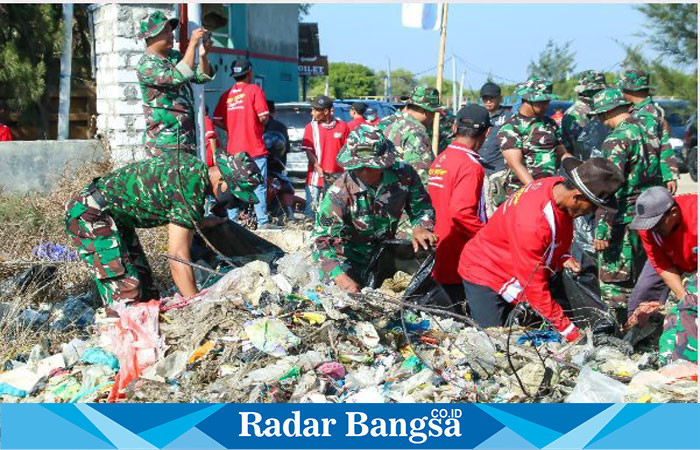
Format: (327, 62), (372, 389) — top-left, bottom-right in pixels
(375, 68), (417, 98)
(298, 4), (312, 20)
(309, 62), (376, 99)
(0, 4), (92, 138)
(635, 4), (697, 66)
(527, 39), (576, 83)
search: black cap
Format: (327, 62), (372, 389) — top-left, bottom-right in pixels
(351, 102), (368, 115)
(232, 59), (252, 77)
(480, 82), (501, 97)
(456, 104), (491, 131)
(562, 157), (625, 212)
(311, 95), (333, 110)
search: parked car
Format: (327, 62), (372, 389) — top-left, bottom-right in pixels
(656, 99), (692, 173)
(683, 112), (697, 182)
(275, 100), (396, 182)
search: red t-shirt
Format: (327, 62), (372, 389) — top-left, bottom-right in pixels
(639, 194), (697, 274)
(213, 82), (269, 157)
(302, 120), (349, 186)
(347, 117), (367, 132)
(0, 124), (11, 141)
(459, 177), (576, 336)
(203, 116), (220, 168)
(428, 142), (486, 284)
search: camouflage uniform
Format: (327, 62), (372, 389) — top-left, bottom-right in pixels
(498, 78), (562, 194)
(659, 275), (698, 364)
(377, 86), (442, 187)
(312, 125), (435, 284)
(65, 152), (261, 305)
(591, 89), (664, 305)
(562, 71), (607, 155)
(137, 11), (214, 157)
(619, 70), (678, 183)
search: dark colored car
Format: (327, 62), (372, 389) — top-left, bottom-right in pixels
(684, 113), (697, 181)
(656, 99), (692, 174)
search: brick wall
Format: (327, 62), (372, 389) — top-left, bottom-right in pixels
(93, 4), (175, 166)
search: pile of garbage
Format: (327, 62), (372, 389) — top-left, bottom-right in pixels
(0, 235), (696, 404)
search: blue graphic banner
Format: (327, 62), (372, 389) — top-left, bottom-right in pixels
(1, 403), (699, 449)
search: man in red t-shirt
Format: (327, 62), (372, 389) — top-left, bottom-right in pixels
(302, 95), (349, 218)
(347, 102), (368, 132)
(428, 104), (489, 306)
(458, 158), (624, 342)
(0, 100), (11, 142)
(213, 59), (272, 226)
(203, 114), (220, 167)
(626, 187), (698, 327)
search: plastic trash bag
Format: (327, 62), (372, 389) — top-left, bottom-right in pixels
(566, 366), (626, 403)
(190, 220), (284, 267)
(573, 118), (609, 160)
(401, 252), (457, 310)
(106, 300), (164, 402)
(363, 240), (429, 289)
(32, 243), (78, 262)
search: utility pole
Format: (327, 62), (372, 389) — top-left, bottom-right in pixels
(458, 70), (465, 108)
(188, 4), (205, 162)
(387, 56), (392, 102)
(451, 53), (457, 115)
(58, 4), (74, 140)
(324, 76), (329, 96)
(431, 3), (448, 156)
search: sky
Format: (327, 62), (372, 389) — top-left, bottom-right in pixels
(305, 3), (663, 91)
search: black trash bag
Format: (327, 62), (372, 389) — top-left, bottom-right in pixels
(400, 252), (457, 311)
(0, 264), (57, 297)
(362, 239), (429, 289)
(190, 220), (284, 267)
(550, 263), (618, 334)
(573, 118), (609, 160)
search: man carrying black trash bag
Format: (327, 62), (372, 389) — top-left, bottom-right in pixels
(458, 158), (624, 342)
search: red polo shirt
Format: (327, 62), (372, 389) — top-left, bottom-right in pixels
(0, 124), (11, 141)
(213, 82), (269, 157)
(639, 194), (697, 275)
(203, 116), (219, 167)
(459, 177), (577, 336)
(347, 117), (367, 132)
(302, 119), (349, 187)
(428, 142), (486, 284)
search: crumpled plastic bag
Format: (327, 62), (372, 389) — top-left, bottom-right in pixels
(105, 300), (165, 402)
(32, 243), (78, 261)
(209, 261), (279, 305)
(566, 366), (626, 403)
(244, 317), (300, 357)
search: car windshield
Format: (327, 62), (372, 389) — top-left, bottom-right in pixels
(275, 108), (312, 129)
(334, 105), (352, 122)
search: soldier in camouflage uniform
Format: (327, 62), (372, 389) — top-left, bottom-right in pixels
(589, 88), (664, 306)
(377, 86), (443, 187)
(619, 69), (679, 194)
(65, 151), (262, 305)
(136, 11), (214, 157)
(498, 77), (573, 196)
(434, 109), (456, 154)
(562, 70), (607, 156)
(312, 125), (437, 293)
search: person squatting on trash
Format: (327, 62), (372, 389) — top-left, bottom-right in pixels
(626, 187), (697, 331)
(377, 86), (442, 188)
(590, 88), (666, 308)
(312, 125), (438, 294)
(65, 152), (262, 306)
(498, 77), (574, 198)
(458, 157), (624, 342)
(477, 82), (513, 215)
(561, 70), (607, 156)
(214, 59), (273, 227)
(136, 11), (214, 157)
(428, 104), (490, 304)
(302, 95), (349, 218)
(619, 69), (679, 195)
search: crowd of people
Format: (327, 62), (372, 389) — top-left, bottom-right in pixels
(63, 12), (696, 364)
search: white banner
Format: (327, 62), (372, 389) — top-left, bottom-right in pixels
(401, 3), (441, 31)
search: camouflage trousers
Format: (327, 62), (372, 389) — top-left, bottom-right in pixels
(484, 169), (508, 216)
(64, 189), (158, 306)
(659, 289), (698, 365)
(597, 222), (647, 307)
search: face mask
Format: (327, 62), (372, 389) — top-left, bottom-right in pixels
(215, 183), (241, 209)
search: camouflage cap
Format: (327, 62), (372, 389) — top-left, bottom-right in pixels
(139, 11), (179, 40)
(588, 88), (631, 116)
(215, 151), (263, 204)
(515, 77), (558, 102)
(575, 70), (607, 95)
(407, 86), (443, 112)
(336, 124), (396, 170)
(618, 69), (651, 92)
